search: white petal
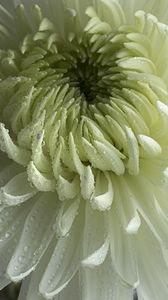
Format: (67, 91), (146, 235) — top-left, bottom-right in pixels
(126, 211), (141, 234)
(7, 193), (58, 281)
(94, 140), (125, 175)
(0, 1), (16, 48)
(0, 162), (23, 190)
(108, 204), (138, 285)
(136, 220), (168, 300)
(82, 236), (109, 268)
(115, 176), (141, 234)
(0, 123), (31, 166)
(100, 0), (126, 28)
(56, 197), (80, 237)
(82, 202), (108, 267)
(68, 133), (95, 200)
(125, 126), (139, 175)
(20, 263), (81, 300)
(126, 175), (168, 247)
(39, 212), (84, 299)
(0, 235), (18, 290)
(27, 161), (56, 191)
(18, 237), (57, 300)
(138, 134), (162, 157)
(157, 100), (168, 116)
(0, 172), (37, 206)
(80, 165), (95, 200)
(0, 204), (31, 289)
(0, 202), (32, 248)
(81, 254), (132, 300)
(56, 175), (80, 201)
(155, 101), (168, 138)
(32, 129), (52, 173)
(54, 272), (81, 300)
(118, 57), (156, 74)
(0, 1), (15, 15)
(69, 132), (84, 175)
(91, 172), (114, 211)
(39, 17), (55, 31)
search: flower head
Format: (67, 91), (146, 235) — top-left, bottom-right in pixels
(1, 0), (168, 299)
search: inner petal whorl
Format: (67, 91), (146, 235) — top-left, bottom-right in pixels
(0, 3), (168, 196)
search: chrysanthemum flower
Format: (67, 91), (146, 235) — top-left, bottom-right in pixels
(1, 0), (168, 299)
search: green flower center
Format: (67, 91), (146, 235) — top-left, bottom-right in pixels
(67, 58), (102, 102)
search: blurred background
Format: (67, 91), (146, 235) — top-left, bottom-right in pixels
(0, 284), (20, 300)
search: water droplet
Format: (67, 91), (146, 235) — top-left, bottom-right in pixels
(23, 246), (29, 252)
(36, 133), (42, 140)
(18, 256), (24, 263)
(5, 233), (10, 239)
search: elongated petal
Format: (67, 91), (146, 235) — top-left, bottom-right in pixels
(82, 202), (108, 267)
(56, 197), (80, 237)
(54, 272), (82, 300)
(39, 212), (84, 299)
(0, 172), (37, 206)
(108, 204), (138, 285)
(125, 126), (139, 175)
(0, 123), (31, 166)
(27, 161), (56, 191)
(126, 175), (168, 247)
(0, 202), (32, 289)
(113, 175), (141, 234)
(138, 134), (162, 157)
(94, 140), (125, 175)
(91, 172), (114, 211)
(81, 254), (132, 300)
(0, 162), (23, 193)
(136, 220), (168, 300)
(0, 202), (32, 249)
(80, 166), (95, 200)
(7, 194), (58, 281)
(18, 237), (57, 300)
(56, 175), (80, 201)
(82, 236), (109, 268)
(0, 234), (18, 290)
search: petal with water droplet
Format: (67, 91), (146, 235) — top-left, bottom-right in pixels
(39, 212), (83, 299)
(92, 172), (114, 211)
(7, 194), (58, 282)
(1, 172), (37, 206)
(27, 161), (56, 192)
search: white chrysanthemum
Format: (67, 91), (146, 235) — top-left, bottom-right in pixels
(1, 0), (168, 299)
